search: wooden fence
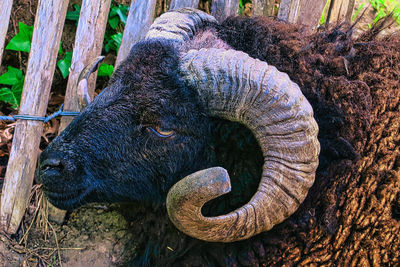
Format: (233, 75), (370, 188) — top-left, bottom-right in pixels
(0, 0), (356, 234)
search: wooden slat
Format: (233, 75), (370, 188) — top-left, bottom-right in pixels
(296, 0), (327, 31)
(0, 0), (69, 234)
(60, 0), (111, 129)
(47, 0), (112, 224)
(211, 0), (240, 22)
(326, 0), (355, 25)
(0, 0), (13, 67)
(278, 0), (300, 23)
(252, 0), (275, 16)
(170, 0), (199, 10)
(278, 0), (327, 32)
(115, 0), (157, 67)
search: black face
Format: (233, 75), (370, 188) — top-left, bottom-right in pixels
(38, 40), (211, 210)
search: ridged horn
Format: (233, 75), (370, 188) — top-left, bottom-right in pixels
(76, 56), (104, 107)
(166, 48), (320, 242)
(145, 8), (217, 42)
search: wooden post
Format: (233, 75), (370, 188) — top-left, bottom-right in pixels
(278, 0), (297, 23)
(278, 0), (327, 32)
(169, 0), (199, 10)
(296, 0), (327, 31)
(47, 0), (112, 224)
(252, 0), (275, 16)
(211, 0), (240, 22)
(326, 0), (355, 25)
(0, 0), (13, 67)
(115, 0), (157, 67)
(0, 0), (69, 234)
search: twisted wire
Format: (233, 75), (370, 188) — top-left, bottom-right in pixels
(0, 104), (80, 123)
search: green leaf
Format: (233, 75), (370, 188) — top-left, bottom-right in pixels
(108, 16), (119, 29)
(111, 32), (123, 49)
(0, 87), (20, 108)
(98, 63), (114, 77)
(0, 66), (24, 86)
(104, 35), (116, 53)
(116, 4), (129, 24)
(0, 69), (24, 109)
(109, 6), (119, 19)
(104, 41), (111, 53)
(108, 4), (129, 28)
(66, 4), (81, 25)
(58, 41), (64, 56)
(373, 9), (387, 24)
(352, 3), (365, 22)
(6, 22), (33, 53)
(10, 81), (24, 108)
(104, 32), (123, 52)
(57, 52), (73, 79)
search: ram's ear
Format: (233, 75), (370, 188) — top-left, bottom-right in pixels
(76, 56), (105, 107)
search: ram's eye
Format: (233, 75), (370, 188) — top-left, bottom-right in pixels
(149, 126), (175, 138)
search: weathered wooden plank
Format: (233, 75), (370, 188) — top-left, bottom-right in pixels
(0, 0), (13, 67)
(252, 0), (275, 16)
(0, 0), (69, 234)
(170, 0), (199, 10)
(326, 0), (355, 25)
(278, 0), (327, 32)
(211, 0), (240, 22)
(277, 0), (299, 23)
(47, 0), (112, 224)
(60, 0), (111, 130)
(252, 0), (266, 16)
(115, 0), (157, 67)
(296, 0), (327, 31)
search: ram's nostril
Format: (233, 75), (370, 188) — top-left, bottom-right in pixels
(38, 150), (81, 184)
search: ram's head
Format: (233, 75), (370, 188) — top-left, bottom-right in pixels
(38, 8), (320, 242)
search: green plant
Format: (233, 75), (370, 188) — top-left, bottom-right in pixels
(0, 66), (25, 108)
(238, 0), (252, 15)
(352, 3), (365, 21)
(104, 4), (128, 53)
(0, 3), (128, 109)
(98, 63), (114, 77)
(0, 21), (29, 108)
(319, 0), (331, 26)
(6, 22), (33, 53)
(319, 0), (400, 26)
(60, 2), (128, 78)
(60, 3), (127, 79)
(104, 32), (123, 53)
(66, 3), (128, 53)
(57, 51), (73, 79)
(57, 52), (114, 79)
(66, 4), (81, 26)
(238, 0), (244, 15)
(108, 4), (129, 29)
(369, 0), (400, 26)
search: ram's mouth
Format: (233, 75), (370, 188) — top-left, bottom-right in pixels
(43, 186), (91, 210)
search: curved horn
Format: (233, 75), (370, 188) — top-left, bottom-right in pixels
(76, 56), (105, 107)
(145, 8), (217, 43)
(166, 48), (320, 242)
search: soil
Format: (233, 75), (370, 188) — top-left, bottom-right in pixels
(1, 0), (400, 266)
(1, 202), (135, 266)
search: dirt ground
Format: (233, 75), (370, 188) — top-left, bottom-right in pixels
(0, 0), (399, 266)
(1, 202), (136, 266)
